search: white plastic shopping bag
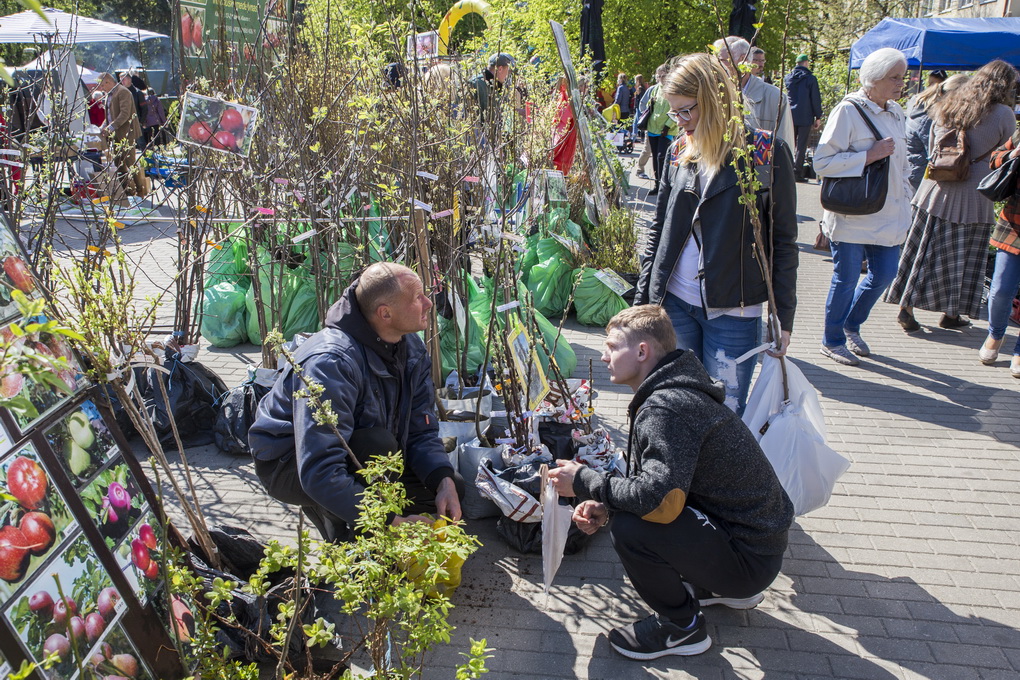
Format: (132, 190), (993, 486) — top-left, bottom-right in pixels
(540, 464), (572, 593)
(744, 355), (826, 442)
(759, 402), (851, 516)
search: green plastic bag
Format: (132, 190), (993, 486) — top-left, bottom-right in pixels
(205, 237), (250, 288)
(572, 268), (629, 327)
(246, 260), (322, 343)
(438, 311), (487, 381)
(532, 306), (577, 379)
(200, 282), (249, 348)
(526, 238), (577, 318)
(516, 233), (541, 285)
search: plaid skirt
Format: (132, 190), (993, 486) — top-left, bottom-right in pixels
(884, 206), (992, 318)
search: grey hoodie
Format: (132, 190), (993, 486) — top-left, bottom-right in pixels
(575, 350), (793, 556)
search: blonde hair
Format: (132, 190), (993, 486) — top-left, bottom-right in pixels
(606, 305), (676, 358)
(662, 53), (744, 172)
(914, 73), (968, 111)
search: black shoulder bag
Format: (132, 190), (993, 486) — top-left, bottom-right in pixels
(977, 156), (1020, 202)
(820, 100), (890, 216)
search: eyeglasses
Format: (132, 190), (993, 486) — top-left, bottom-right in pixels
(667, 103), (698, 122)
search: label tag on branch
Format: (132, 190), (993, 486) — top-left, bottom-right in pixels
(0, 149), (20, 156)
(463, 175), (480, 183)
(292, 230), (317, 243)
(293, 190), (305, 202)
(412, 199), (433, 213)
(496, 300), (520, 313)
(0, 159), (23, 168)
(256, 207), (275, 216)
(274, 178), (290, 185)
(501, 232), (526, 244)
(595, 269), (633, 296)
(431, 209), (453, 219)
(416, 170), (439, 181)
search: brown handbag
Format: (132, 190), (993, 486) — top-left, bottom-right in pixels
(813, 226), (830, 251)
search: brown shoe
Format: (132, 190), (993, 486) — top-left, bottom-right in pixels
(897, 309), (920, 332)
(938, 314), (971, 329)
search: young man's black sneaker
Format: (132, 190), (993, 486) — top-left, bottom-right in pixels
(686, 582), (765, 610)
(608, 612), (711, 660)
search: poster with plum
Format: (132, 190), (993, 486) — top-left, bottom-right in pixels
(0, 443), (78, 600)
(43, 402), (117, 489)
(79, 460), (147, 555)
(0, 218), (40, 325)
(1, 318), (84, 434)
(176, 92), (259, 157)
(4, 533), (152, 679)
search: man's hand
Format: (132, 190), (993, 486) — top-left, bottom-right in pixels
(435, 476), (462, 522)
(572, 501), (608, 535)
(813, 118), (821, 130)
(547, 460), (583, 497)
(765, 330), (792, 357)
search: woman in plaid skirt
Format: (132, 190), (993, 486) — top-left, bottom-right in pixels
(979, 129), (1020, 378)
(885, 60), (1018, 331)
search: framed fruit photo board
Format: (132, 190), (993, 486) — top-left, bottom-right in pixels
(0, 211), (187, 678)
(176, 92), (259, 158)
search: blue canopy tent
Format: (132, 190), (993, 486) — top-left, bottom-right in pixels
(849, 17), (1020, 71)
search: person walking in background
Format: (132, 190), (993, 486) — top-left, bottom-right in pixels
(634, 53), (798, 414)
(633, 72), (659, 179)
(749, 46), (767, 81)
(714, 36), (794, 145)
(813, 48), (912, 366)
(886, 59), (1017, 332)
(614, 72), (633, 120)
(979, 129), (1020, 378)
(926, 69), (948, 89)
(904, 74), (968, 193)
(142, 88), (167, 148)
(643, 64), (679, 195)
(785, 54), (823, 182)
(631, 74), (648, 140)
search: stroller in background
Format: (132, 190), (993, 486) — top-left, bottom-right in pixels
(600, 104), (635, 154)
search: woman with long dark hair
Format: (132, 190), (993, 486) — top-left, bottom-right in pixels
(886, 59), (1018, 331)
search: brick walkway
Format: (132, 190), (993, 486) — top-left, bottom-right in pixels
(84, 150), (1020, 679)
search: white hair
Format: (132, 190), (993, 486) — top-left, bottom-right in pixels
(714, 36), (751, 64)
(859, 47), (908, 89)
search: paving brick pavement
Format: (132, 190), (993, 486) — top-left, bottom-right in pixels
(51, 144), (1020, 678)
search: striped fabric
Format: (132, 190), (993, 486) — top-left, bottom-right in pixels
(884, 206), (992, 318)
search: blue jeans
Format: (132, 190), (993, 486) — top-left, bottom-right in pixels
(823, 241), (900, 348)
(662, 293), (761, 415)
(987, 248), (1020, 356)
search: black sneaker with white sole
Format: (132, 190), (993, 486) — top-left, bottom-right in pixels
(608, 612), (711, 660)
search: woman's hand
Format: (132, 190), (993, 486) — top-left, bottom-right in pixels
(865, 137), (895, 165)
(765, 330), (792, 358)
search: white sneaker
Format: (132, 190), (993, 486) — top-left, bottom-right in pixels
(979, 336), (1002, 365)
(820, 344), (860, 366)
(845, 331), (870, 357)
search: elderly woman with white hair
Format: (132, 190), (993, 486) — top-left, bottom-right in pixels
(812, 47), (912, 366)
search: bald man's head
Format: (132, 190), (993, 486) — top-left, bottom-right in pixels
(356, 262), (418, 316)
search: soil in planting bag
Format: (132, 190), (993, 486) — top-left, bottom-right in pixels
(572, 267), (630, 327)
(142, 350), (229, 447)
(437, 310), (487, 381)
(526, 238), (577, 318)
(213, 372), (274, 456)
(532, 305), (578, 379)
(245, 261), (321, 343)
(200, 281), (250, 348)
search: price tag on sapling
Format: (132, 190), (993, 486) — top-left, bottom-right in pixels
(595, 269), (633, 296)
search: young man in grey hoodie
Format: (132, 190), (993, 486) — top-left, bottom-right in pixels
(550, 305), (793, 661)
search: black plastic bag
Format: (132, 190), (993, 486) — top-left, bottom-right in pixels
(143, 351), (228, 447)
(538, 422), (578, 461)
(214, 380), (271, 456)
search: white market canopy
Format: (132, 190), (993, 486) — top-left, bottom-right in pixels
(16, 50), (101, 85)
(0, 7), (167, 44)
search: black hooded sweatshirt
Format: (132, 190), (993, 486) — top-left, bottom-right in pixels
(574, 349), (793, 556)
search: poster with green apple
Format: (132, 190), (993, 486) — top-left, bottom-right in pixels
(44, 401), (117, 487)
(0, 443), (78, 600)
(79, 460), (146, 554)
(3, 533), (140, 677)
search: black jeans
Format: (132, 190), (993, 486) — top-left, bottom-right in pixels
(254, 427), (463, 542)
(648, 134), (671, 188)
(610, 505), (784, 624)
(793, 125), (812, 179)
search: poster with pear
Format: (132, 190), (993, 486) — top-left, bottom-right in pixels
(43, 401), (117, 488)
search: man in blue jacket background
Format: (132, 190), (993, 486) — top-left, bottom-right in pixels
(785, 54), (823, 182)
(249, 262), (462, 541)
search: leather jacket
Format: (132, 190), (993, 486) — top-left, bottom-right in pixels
(635, 132), (799, 332)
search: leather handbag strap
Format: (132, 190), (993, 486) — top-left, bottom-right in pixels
(847, 99), (884, 142)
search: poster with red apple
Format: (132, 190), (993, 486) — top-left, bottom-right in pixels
(44, 402), (117, 489)
(4, 533), (151, 679)
(0, 218), (40, 325)
(0, 443), (78, 600)
(1, 318), (84, 434)
(176, 92), (258, 157)
(180, 5), (205, 57)
(116, 512), (163, 605)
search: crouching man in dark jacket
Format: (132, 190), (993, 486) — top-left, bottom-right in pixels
(249, 262), (461, 541)
(550, 305), (793, 660)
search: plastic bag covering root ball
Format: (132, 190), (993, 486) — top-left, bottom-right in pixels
(245, 257), (320, 343)
(572, 267), (629, 327)
(525, 238), (577, 317)
(201, 282), (250, 348)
